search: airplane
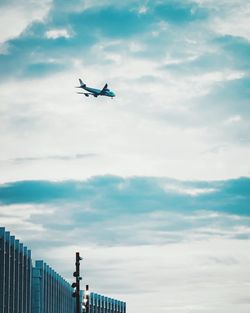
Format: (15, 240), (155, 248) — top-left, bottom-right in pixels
(76, 79), (116, 98)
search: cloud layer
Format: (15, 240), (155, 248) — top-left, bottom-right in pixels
(0, 0), (250, 181)
(0, 176), (250, 312)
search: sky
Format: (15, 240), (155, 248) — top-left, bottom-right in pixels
(0, 0), (250, 312)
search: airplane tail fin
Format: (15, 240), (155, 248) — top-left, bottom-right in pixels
(79, 78), (86, 88)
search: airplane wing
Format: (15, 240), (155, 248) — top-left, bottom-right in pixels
(100, 83), (108, 95)
(77, 92), (96, 97)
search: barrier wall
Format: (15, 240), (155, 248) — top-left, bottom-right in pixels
(89, 293), (126, 313)
(0, 227), (32, 313)
(32, 260), (75, 313)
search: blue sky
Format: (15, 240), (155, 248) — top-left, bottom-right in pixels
(0, 1), (250, 312)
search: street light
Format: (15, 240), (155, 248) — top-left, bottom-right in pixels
(72, 252), (82, 313)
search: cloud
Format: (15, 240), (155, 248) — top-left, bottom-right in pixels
(45, 29), (72, 39)
(207, 1), (250, 41)
(153, 1), (208, 24)
(1, 176), (250, 256)
(6, 153), (97, 163)
(0, 176), (249, 216)
(0, 0), (52, 43)
(0, 0), (249, 81)
(0, 0), (212, 79)
(0, 204), (50, 232)
(214, 35), (250, 71)
(1, 175), (250, 313)
(163, 183), (217, 196)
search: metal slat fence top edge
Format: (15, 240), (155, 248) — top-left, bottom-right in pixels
(28, 250), (31, 258)
(33, 259), (74, 290)
(0, 227), (31, 256)
(89, 292), (126, 313)
(0, 226), (5, 234)
(15, 239), (19, 249)
(5, 231), (10, 241)
(10, 235), (15, 242)
(10, 236), (15, 249)
(36, 260), (44, 268)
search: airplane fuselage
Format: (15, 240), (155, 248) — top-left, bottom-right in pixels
(82, 86), (115, 98)
(76, 78), (116, 98)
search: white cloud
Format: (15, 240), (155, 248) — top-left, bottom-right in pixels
(0, 42), (10, 55)
(224, 115), (242, 125)
(0, 1), (249, 183)
(46, 29), (72, 39)
(212, 5), (250, 41)
(163, 183), (217, 196)
(138, 5), (148, 14)
(191, 0), (250, 40)
(0, 204), (53, 233)
(0, 60), (249, 182)
(0, 0), (52, 43)
(128, 41), (145, 53)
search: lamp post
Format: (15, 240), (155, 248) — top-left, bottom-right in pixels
(72, 252), (82, 313)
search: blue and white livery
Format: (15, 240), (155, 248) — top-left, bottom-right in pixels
(76, 78), (116, 98)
